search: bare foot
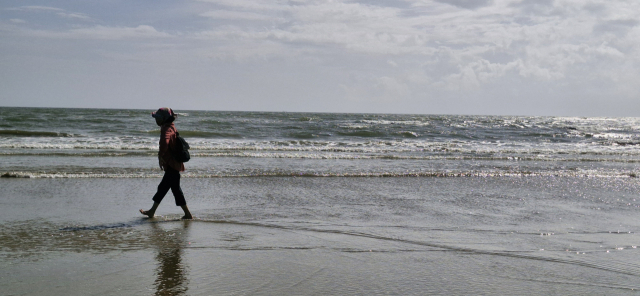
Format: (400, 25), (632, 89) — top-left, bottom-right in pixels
(140, 209), (155, 218)
(180, 205), (192, 220)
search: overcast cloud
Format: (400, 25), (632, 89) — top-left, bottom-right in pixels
(1, 0), (639, 116)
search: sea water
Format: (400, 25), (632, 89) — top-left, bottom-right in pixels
(2, 107), (640, 295)
(2, 107), (640, 178)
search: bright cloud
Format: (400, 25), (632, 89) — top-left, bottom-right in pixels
(1, 0), (640, 115)
(189, 0), (640, 87)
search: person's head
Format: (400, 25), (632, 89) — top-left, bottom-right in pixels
(151, 107), (177, 126)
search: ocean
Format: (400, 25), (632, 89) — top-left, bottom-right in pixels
(3, 107), (640, 178)
(2, 107), (640, 295)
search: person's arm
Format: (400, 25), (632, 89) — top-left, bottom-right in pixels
(158, 126), (171, 169)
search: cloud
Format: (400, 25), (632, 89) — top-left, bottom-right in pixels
(6, 6), (64, 12)
(379, 76), (410, 97)
(593, 19), (639, 36)
(195, 1), (420, 54)
(6, 5), (91, 21)
(195, 0), (282, 11)
(200, 10), (278, 21)
(4, 0), (640, 115)
(57, 12), (91, 20)
(509, 0), (558, 16)
(73, 25), (171, 39)
(434, 0), (494, 10)
(24, 25), (172, 40)
(582, 3), (606, 14)
(184, 0), (640, 91)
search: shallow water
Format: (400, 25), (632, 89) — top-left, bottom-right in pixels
(2, 176), (640, 295)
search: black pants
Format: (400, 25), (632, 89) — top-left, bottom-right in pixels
(152, 168), (186, 206)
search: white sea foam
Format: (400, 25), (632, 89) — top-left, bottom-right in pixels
(2, 170), (637, 179)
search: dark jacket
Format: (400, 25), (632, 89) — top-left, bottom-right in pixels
(159, 123), (185, 172)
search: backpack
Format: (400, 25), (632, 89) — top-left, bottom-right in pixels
(172, 132), (191, 163)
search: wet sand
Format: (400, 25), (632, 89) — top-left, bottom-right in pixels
(2, 177), (640, 295)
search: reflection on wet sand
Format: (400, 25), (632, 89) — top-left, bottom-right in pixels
(150, 220), (191, 296)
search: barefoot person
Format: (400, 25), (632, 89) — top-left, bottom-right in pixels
(140, 107), (193, 219)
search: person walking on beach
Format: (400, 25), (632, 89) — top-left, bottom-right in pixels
(140, 107), (193, 219)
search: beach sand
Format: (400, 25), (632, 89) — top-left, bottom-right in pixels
(2, 177), (640, 295)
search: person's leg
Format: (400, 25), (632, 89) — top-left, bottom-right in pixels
(167, 169), (192, 219)
(140, 171), (172, 217)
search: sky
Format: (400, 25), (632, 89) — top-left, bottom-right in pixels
(1, 0), (639, 116)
